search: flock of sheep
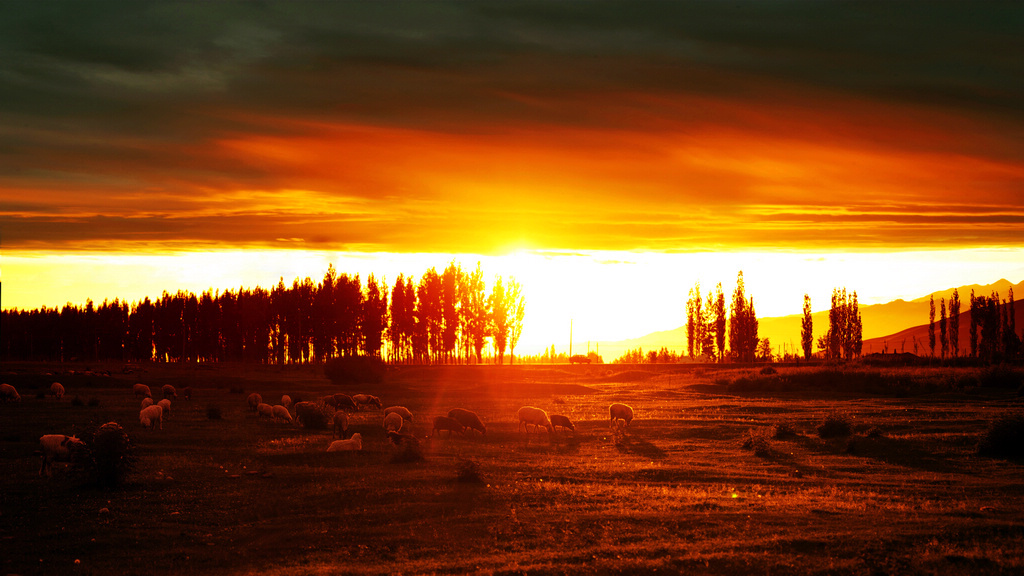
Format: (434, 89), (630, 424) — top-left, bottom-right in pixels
(1, 377), (637, 476)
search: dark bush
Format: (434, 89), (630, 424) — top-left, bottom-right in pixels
(207, 405), (223, 420)
(70, 396), (85, 407)
(979, 365), (1023, 389)
(760, 365), (778, 376)
(88, 397), (100, 407)
(298, 400), (333, 430)
(865, 426), (884, 438)
(817, 412), (853, 438)
(324, 355), (385, 385)
(455, 458), (483, 483)
(741, 428), (773, 456)
(772, 421), (799, 439)
(73, 421), (136, 488)
(978, 413), (1024, 460)
(390, 437), (424, 463)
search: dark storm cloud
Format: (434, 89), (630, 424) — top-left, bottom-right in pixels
(1, 1), (1022, 251)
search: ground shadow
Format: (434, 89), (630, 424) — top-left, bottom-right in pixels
(614, 434), (668, 460)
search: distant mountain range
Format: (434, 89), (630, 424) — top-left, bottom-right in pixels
(594, 278), (1024, 361)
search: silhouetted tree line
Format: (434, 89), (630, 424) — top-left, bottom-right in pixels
(817, 288), (862, 361)
(1, 262), (526, 365)
(685, 271), (759, 362)
(968, 288), (1020, 363)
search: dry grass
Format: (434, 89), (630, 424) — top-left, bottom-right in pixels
(1, 361), (1023, 575)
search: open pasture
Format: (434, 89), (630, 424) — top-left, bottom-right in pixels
(2, 362), (1023, 575)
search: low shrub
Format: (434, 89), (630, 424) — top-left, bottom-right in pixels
(206, 405), (223, 420)
(865, 426), (884, 438)
(390, 438), (424, 463)
(741, 428), (773, 457)
(817, 412), (853, 438)
(324, 355), (385, 385)
(760, 365), (778, 376)
(70, 396), (85, 407)
(455, 458), (483, 483)
(298, 400), (333, 430)
(772, 421), (799, 439)
(978, 413), (1024, 460)
(979, 365), (1023, 389)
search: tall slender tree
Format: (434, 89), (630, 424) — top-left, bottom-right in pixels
(713, 283), (726, 363)
(949, 288), (960, 358)
(489, 276), (509, 364)
(969, 290), (979, 358)
(939, 297), (948, 359)
(801, 294), (813, 361)
(928, 295), (937, 357)
(506, 277), (526, 365)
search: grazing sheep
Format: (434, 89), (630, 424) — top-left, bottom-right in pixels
(332, 394), (357, 411)
(280, 395), (293, 408)
(39, 434), (85, 476)
(272, 404), (293, 424)
(326, 433), (362, 452)
(609, 403), (634, 428)
(352, 394), (382, 410)
(140, 405), (163, 430)
(161, 384), (177, 399)
(141, 397), (154, 409)
(517, 406), (554, 434)
(383, 412), (404, 433)
(181, 386), (193, 400)
(550, 414), (576, 433)
(384, 406), (414, 422)
(321, 395), (340, 410)
(447, 408), (486, 436)
(431, 416), (466, 438)
(157, 399), (171, 416)
(0, 383), (20, 402)
(333, 411), (349, 438)
(293, 401), (321, 426)
(257, 403), (274, 419)
(247, 392), (263, 412)
(50, 382), (65, 400)
(132, 383), (152, 399)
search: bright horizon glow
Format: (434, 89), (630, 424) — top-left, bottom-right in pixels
(5, 248), (1023, 357)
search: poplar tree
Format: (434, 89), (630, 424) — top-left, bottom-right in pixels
(969, 290), (979, 358)
(713, 283), (726, 363)
(801, 294), (813, 360)
(506, 277), (526, 365)
(928, 295), (936, 357)
(939, 298), (948, 359)
(949, 289), (960, 358)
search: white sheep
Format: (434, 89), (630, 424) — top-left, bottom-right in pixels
(281, 395), (293, 408)
(326, 433), (362, 452)
(447, 408), (486, 436)
(383, 412), (404, 433)
(157, 398), (171, 416)
(333, 411), (349, 438)
(39, 434), (85, 475)
(50, 382), (65, 400)
(517, 406), (554, 434)
(609, 403), (635, 428)
(384, 406), (413, 422)
(272, 404), (293, 424)
(133, 383), (152, 399)
(550, 414), (576, 433)
(161, 384), (177, 399)
(257, 403), (274, 419)
(247, 392), (263, 412)
(141, 397), (154, 409)
(0, 383), (20, 402)
(352, 394), (382, 410)
(140, 404), (164, 430)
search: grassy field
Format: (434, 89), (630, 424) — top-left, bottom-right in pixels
(2, 362), (1023, 575)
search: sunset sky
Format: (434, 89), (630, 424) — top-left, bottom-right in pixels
(3, 2), (1023, 355)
